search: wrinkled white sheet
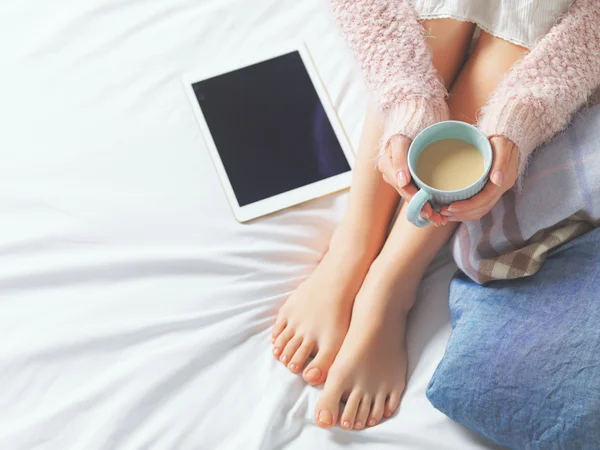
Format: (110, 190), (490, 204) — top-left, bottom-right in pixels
(0, 0), (504, 449)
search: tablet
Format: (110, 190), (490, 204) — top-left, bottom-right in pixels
(182, 43), (355, 222)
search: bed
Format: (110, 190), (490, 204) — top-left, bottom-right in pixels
(0, 0), (506, 449)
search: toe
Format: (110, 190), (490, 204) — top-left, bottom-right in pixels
(367, 393), (386, 427)
(314, 380), (344, 429)
(354, 395), (372, 430)
(272, 314), (287, 341)
(272, 327), (294, 359)
(340, 391), (361, 430)
(280, 336), (303, 367)
(384, 390), (402, 418)
(287, 340), (315, 373)
(303, 345), (337, 385)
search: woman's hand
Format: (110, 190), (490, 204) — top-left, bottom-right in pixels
(377, 135), (444, 226)
(439, 136), (519, 224)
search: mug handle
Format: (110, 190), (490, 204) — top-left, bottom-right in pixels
(406, 189), (432, 227)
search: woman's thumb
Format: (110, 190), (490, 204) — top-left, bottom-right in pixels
(390, 135), (411, 188)
(489, 137), (512, 187)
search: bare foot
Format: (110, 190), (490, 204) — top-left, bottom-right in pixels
(313, 258), (416, 429)
(272, 228), (375, 385)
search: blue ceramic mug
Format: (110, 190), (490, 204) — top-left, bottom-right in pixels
(406, 121), (492, 227)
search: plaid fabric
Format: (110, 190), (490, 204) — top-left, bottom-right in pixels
(458, 215), (597, 283)
(452, 104), (600, 284)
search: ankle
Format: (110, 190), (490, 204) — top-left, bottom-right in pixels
(375, 241), (430, 281)
(329, 222), (385, 264)
(352, 275), (412, 329)
(364, 257), (422, 313)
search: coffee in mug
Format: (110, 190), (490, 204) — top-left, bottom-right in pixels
(406, 121), (493, 227)
(416, 138), (484, 191)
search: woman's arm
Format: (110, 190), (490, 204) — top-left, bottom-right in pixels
(479, 0), (600, 179)
(328, 0), (449, 148)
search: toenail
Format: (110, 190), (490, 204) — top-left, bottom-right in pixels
(305, 368), (321, 380)
(288, 363), (297, 371)
(273, 347), (280, 356)
(355, 421), (363, 429)
(342, 420), (351, 429)
(319, 411), (333, 425)
(280, 354), (288, 363)
(368, 419), (376, 426)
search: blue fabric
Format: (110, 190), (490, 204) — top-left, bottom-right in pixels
(427, 228), (600, 449)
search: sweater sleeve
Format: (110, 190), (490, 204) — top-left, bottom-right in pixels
(478, 0), (600, 179)
(328, 0), (449, 152)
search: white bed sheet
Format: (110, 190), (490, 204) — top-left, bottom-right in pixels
(0, 0), (505, 449)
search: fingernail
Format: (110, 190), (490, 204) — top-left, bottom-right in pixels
(420, 210), (430, 220)
(343, 420), (351, 429)
(447, 206), (460, 212)
(319, 410), (333, 425)
(368, 419), (377, 426)
(305, 367), (321, 381)
(440, 211), (452, 217)
(449, 217), (458, 222)
(280, 354), (288, 363)
(355, 421), (363, 429)
(288, 363), (298, 371)
(273, 347), (281, 356)
(397, 171), (407, 187)
(491, 170), (504, 186)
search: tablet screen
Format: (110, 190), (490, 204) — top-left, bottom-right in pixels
(192, 51), (351, 207)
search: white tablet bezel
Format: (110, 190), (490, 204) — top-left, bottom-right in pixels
(182, 42), (355, 223)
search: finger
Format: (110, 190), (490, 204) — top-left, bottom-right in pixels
(395, 175), (440, 225)
(422, 202), (434, 219)
(420, 202), (441, 225)
(397, 182), (418, 202)
(423, 206), (440, 226)
(439, 205), (452, 217)
(446, 182), (502, 214)
(448, 193), (502, 222)
(377, 152), (398, 190)
(398, 183), (438, 224)
(449, 208), (493, 223)
(397, 186), (439, 225)
(429, 210), (444, 226)
(390, 136), (411, 188)
(449, 210), (490, 223)
(415, 202), (441, 226)
(489, 137), (516, 187)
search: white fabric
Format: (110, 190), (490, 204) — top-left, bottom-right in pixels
(0, 1), (505, 449)
(413, 0), (574, 48)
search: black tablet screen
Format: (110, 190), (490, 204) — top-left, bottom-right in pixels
(192, 51), (351, 207)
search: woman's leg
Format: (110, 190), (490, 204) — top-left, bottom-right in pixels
(271, 106), (398, 386)
(271, 19), (475, 385)
(315, 31), (529, 430)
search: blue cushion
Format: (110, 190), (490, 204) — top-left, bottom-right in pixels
(426, 228), (600, 449)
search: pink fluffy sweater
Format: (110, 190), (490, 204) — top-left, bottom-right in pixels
(329, 0), (600, 178)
